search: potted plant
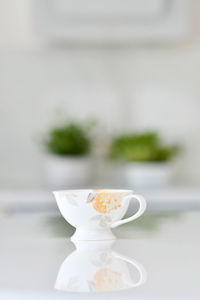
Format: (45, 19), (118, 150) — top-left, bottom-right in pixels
(109, 132), (179, 188)
(43, 122), (91, 188)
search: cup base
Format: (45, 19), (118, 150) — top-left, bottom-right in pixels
(71, 228), (116, 241)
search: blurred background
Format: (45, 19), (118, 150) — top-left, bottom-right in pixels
(0, 0), (200, 211)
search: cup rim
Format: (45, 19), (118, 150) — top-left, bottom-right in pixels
(53, 188), (133, 194)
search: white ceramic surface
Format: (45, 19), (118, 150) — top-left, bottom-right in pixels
(124, 162), (171, 188)
(0, 212), (200, 299)
(53, 189), (146, 241)
(55, 240), (147, 292)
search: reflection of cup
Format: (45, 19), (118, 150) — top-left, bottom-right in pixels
(55, 241), (147, 293)
(53, 189), (146, 241)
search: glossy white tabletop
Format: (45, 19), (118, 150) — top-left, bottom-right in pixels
(0, 211), (200, 299)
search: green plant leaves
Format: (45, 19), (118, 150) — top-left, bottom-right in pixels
(44, 123), (91, 156)
(109, 132), (179, 162)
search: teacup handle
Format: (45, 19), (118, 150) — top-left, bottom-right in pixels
(111, 194), (146, 228)
(112, 251), (147, 287)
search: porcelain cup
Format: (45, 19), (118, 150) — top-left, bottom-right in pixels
(53, 189), (146, 241)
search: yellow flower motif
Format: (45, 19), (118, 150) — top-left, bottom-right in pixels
(93, 268), (122, 292)
(87, 190), (122, 214)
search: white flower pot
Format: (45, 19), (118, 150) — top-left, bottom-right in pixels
(124, 162), (171, 189)
(44, 155), (91, 189)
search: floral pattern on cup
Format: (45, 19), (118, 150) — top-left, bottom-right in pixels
(66, 276), (79, 291)
(91, 215), (112, 228)
(87, 190), (123, 214)
(88, 268), (123, 292)
(66, 194), (79, 206)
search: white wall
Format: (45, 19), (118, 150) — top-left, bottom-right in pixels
(0, 0), (200, 187)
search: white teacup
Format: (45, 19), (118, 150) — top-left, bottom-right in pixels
(53, 189), (146, 241)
